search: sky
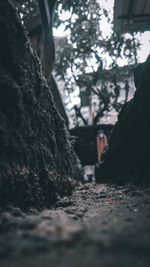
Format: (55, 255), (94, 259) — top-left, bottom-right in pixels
(53, 0), (150, 63)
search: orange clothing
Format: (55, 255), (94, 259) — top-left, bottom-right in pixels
(96, 134), (107, 161)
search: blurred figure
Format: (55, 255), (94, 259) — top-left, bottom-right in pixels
(96, 130), (108, 162)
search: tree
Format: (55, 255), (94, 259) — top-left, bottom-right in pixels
(12, 0), (140, 126)
(54, 0), (140, 126)
(12, 0), (39, 20)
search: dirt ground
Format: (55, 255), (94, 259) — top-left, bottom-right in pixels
(1, 182), (150, 267)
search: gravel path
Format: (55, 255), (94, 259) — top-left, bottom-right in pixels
(1, 183), (150, 267)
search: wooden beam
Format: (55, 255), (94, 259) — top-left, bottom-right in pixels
(38, 0), (57, 78)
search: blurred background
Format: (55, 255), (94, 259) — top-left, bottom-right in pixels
(13, 0), (150, 180)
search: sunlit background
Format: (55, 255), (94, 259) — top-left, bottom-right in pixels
(53, 0), (150, 127)
(54, 0), (149, 63)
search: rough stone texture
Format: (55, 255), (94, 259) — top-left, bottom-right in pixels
(95, 55), (150, 183)
(1, 183), (150, 267)
(0, 0), (79, 209)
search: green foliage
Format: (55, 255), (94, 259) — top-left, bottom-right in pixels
(12, 0), (39, 20)
(13, 0), (140, 126)
(54, 0), (140, 126)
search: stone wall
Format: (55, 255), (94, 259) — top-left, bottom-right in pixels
(0, 0), (78, 209)
(95, 55), (150, 183)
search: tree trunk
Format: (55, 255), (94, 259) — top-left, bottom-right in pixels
(0, 0), (79, 209)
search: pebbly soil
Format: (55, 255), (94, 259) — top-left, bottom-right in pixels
(1, 182), (150, 267)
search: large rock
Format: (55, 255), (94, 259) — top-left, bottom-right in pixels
(0, 0), (79, 209)
(95, 55), (150, 183)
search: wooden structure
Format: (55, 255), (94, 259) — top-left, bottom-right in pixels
(37, 0), (56, 77)
(114, 0), (150, 33)
(25, 1), (69, 127)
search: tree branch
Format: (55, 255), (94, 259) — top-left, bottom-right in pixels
(74, 105), (88, 126)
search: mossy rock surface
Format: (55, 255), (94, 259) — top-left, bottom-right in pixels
(0, 0), (79, 209)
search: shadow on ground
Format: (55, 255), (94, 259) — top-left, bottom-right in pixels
(1, 182), (150, 267)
